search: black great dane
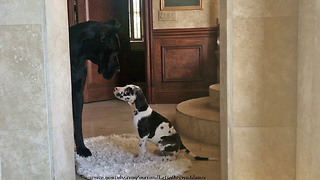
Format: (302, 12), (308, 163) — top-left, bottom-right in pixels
(69, 19), (121, 157)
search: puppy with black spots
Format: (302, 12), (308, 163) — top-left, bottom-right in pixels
(114, 85), (217, 162)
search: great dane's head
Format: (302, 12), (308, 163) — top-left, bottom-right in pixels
(96, 19), (121, 80)
(113, 85), (142, 104)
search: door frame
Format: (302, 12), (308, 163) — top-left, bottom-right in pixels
(143, 0), (153, 103)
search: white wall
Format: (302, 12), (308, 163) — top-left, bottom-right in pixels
(153, 0), (219, 29)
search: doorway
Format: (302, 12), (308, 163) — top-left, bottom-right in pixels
(67, 0), (218, 105)
(67, 0), (153, 103)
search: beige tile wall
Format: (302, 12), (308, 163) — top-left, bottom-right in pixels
(233, 127), (296, 179)
(0, 24), (50, 180)
(153, 0), (220, 29)
(221, 0), (298, 179)
(297, 0), (320, 179)
(0, 0), (75, 179)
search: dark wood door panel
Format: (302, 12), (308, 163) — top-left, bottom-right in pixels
(82, 0), (129, 103)
(152, 28), (218, 104)
(85, 62), (120, 102)
(162, 45), (203, 82)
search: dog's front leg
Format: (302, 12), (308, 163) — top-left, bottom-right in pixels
(135, 136), (148, 162)
(72, 78), (92, 157)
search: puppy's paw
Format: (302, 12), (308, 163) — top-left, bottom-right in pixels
(77, 147), (92, 157)
(153, 149), (162, 155)
(152, 155), (176, 162)
(133, 156), (144, 163)
(151, 156), (160, 161)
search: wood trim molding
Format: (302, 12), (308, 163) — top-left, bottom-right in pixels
(153, 27), (218, 38)
(67, 0), (76, 26)
(144, 0), (153, 103)
(76, 0), (87, 23)
(160, 0), (203, 11)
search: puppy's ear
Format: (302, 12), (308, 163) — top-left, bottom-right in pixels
(134, 88), (148, 111)
(133, 87), (141, 94)
(133, 87), (143, 100)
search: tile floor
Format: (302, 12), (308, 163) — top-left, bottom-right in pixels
(76, 99), (221, 180)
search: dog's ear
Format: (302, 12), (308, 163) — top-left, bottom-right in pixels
(105, 19), (121, 28)
(105, 19), (122, 34)
(99, 28), (116, 42)
(99, 29), (109, 42)
(100, 19), (122, 42)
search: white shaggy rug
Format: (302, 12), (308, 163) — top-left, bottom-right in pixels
(75, 134), (192, 180)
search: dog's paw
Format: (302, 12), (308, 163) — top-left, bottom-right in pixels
(77, 147), (92, 157)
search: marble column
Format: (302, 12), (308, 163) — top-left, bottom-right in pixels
(221, 0), (298, 179)
(296, 0), (320, 179)
(0, 0), (75, 179)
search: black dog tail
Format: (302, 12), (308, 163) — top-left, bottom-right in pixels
(180, 144), (218, 161)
